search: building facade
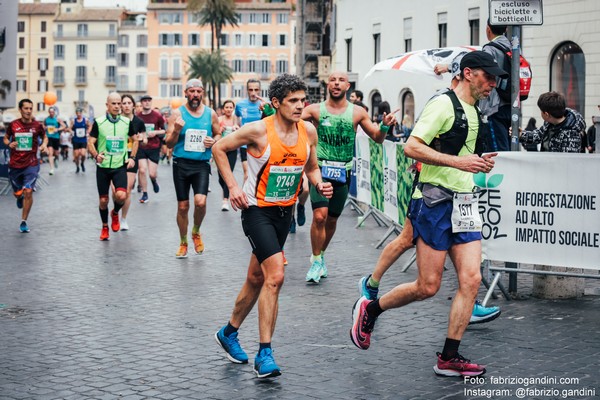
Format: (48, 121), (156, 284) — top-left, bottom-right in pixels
(116, 11), (149, 97)
(146, 0), (296, 109)
(331, 0), (600, 125)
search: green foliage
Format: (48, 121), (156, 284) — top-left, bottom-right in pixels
(187, 50), (233, 108)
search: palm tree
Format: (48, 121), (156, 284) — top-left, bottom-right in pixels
(187, 50), (233, 109)
(188, 0), (238, 52)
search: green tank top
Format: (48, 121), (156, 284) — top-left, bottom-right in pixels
(95, 115), (130, 169)
(317, 102), (355, 167)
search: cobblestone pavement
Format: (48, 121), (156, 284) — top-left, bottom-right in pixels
(1, 160), (599, 400)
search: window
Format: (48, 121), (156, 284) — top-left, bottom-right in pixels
(119, 35), (129, 47)
(220, 34), (229, 47)
(106, 44), (116, 59)
(438, 13), (447, 47)
(41, 37), (46, 49)
(404, 18), (412, 52)
(77, 24), (88, 37)
(233, 59), (243, 72)
(345, 38), (352, 72)
(41, 21), (47, 33)
(137, 53), (147, 67)
(54, 66), (65, 84)
(37, 103), (45, 112)
(137, 34), (148, 47)
(234, 34), (242, 47)
(248, 59), (257, 73)
(16, 80), (27, 92)
(170, 84), (182, 97)
(173, 34), (182, 46)
(278, 34), (287, 47)
(468, 8), (480, 46)
(189, 33), (200, 46)
(172, 57), (181, 78)
(551, 42), (586, 113)
(17, 21), (24, 33)
(276, 60), (288, 74)
(261, 88), (268, 99)
(18, 37), (24, 49)
(262, 13), (271, 24)
(76, 66), (87, 84)
(78, 90), (85, 102)
(277, 13), (288, 24)
(233, 85), (242, 98)
(38, 58), (48, 71)
(18, 58), (24, 70)
(136, 74), (146, 91)
(77, 44), (87, 60)
(117, 75), (128, 91)
(159, 33), (182, 47)
(260, 60), (270, 74)
(159, 12), (183, 24)
(56, 24), (63, 38)
(56, 90), (62, 102)
(205, 32), (212, 47)
(54, 45), (64, 60)
(373, 33), (381, 64)
(249, 13), (258, 24)
(118, 53), (129, 67)
(160, 58), (168, 78)
(160, 83), (168, 98)
(37, 79), (48, 92)
(261, 34), (270, 47)
(106, 66), (116, 84)
(109, 24), (116, 37)
(249, 34), (257, 47)
(189, 12), (200, 24)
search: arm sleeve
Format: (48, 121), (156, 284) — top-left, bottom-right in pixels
(90, 121), (99, 138)
(128, 121), (135, 137)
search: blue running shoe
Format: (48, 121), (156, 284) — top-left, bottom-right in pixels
(214, 326), (248, 364)
(139, 192), (149, 203)
(16, 195), (24, 209)
(297, 204), (306, 226)
(289, 217), (296, 234)
(469, 300), (501, 325)
(19, 221), (30, 233)
(305, 259), (323, 283)
(358, 275), (379, 301)
(151, 179), (160, 193)
(253, 348), (281, 379)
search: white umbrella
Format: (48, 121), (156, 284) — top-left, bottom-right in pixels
(365, 46), (480, 79)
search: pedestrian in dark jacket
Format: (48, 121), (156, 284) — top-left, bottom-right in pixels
(519, 92), (585, 153)
(522, 117), (538, 151)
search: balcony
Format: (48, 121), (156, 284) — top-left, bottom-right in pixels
(105, 78), (116, 86)
(53, 78), (65, 87)
(75, 77), (87, 86)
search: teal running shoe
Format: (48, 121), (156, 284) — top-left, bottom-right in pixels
(215, 326), (248, 364)
(320, 255), (328, 278)
(469, 300), (501, 325)
(19, 221), (30, 233)
(305, 259), (323, 283)
(358, 275), (379, 301)
(253, 348), (281, 379)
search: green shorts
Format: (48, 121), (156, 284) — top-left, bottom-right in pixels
(309, 177), (350, 218)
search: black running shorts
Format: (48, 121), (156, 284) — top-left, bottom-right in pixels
(241, 205), (293, 264)
(137, 147), (160, 164)
(96, 165), (127, 196)
(172, 158), (210, 201)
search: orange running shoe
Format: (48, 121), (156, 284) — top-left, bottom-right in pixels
(100, 226), (109, 241)
(282, 251), (288, 266)
(192, 232), (204, 254)
(176, 242), (188, 259)
(110, 209), (120, 232)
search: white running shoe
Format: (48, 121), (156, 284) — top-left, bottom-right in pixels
(120, 219), (129, 231)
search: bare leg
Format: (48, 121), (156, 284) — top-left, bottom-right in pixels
(138, 158), (148, 193)
(310, 207), (328, 256)
(257, 252), (286, 342)
(322, 215), (339, 252)
(176, 200), (190, 239)
(229, 254), (264, 328)
(21, 189), (34, 221)
(121, 172), (136, 219)
(372, 218), (414, 282)
(192, 194), (207, 227)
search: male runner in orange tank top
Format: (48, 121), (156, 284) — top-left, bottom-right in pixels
(212, 74), (333, 379)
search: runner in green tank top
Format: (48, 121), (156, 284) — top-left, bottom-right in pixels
(301, 71), (398, 283)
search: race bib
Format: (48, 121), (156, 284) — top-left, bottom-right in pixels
(264, 165), (303, 202)
(75, 128), (86, 138)
(145, 124), (155, 132)
(321, 160), (347, 183)
(184, 129), (207, 152)
(105, 136), (126, 156)
(47, 126), (56, 134)
(15, 132), (33, 151)
(451, 192), (482, 233)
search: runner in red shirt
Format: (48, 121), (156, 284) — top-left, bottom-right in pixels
(3, 98), (47, 233)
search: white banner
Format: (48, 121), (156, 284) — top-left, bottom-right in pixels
(383, 140), (399, 223)
(355, 129), (371, 205)
(480, 152), (600, 270)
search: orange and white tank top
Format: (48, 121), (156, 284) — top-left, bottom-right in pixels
(243, 115), (310, 207)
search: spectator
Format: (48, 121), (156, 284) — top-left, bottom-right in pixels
(519, 91), (585, 153)
(377, 101), (402, 142)
(350, 90), (364, 103)
(522, 118), (538, 151)
(586, 115), (597, 153)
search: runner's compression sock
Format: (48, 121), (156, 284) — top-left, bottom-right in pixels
(180, 235), (188, 244)
(113, 202), (123, 213)
(259, 342), (271, 352)
(192, 225), (200, 235)
(441, 338), (461, 361)
(100, 208), (109, 224)
(366, 299), (384, 318)
(223, 322), (238, 337)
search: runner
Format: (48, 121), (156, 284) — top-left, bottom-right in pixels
(217, 100), (240, 211)
(301, 71), (397, 283)
(43, 106), (67, 175)
(118, 94), (146, 231)
(88, 92), (138, 241)
(3, 99), (47, 233)
(136, 94), (166, 203)
(59, 128), (71, 161)
(164, 79), (221, 259)
(212, 74), (333, 379)
(70, 107), (91, 174)
(235, 79), (264, 182)
(350, 51), (504, 377)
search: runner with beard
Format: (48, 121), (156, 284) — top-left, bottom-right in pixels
(301, 71), (397, 283)
(164, 79), (221, 259)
